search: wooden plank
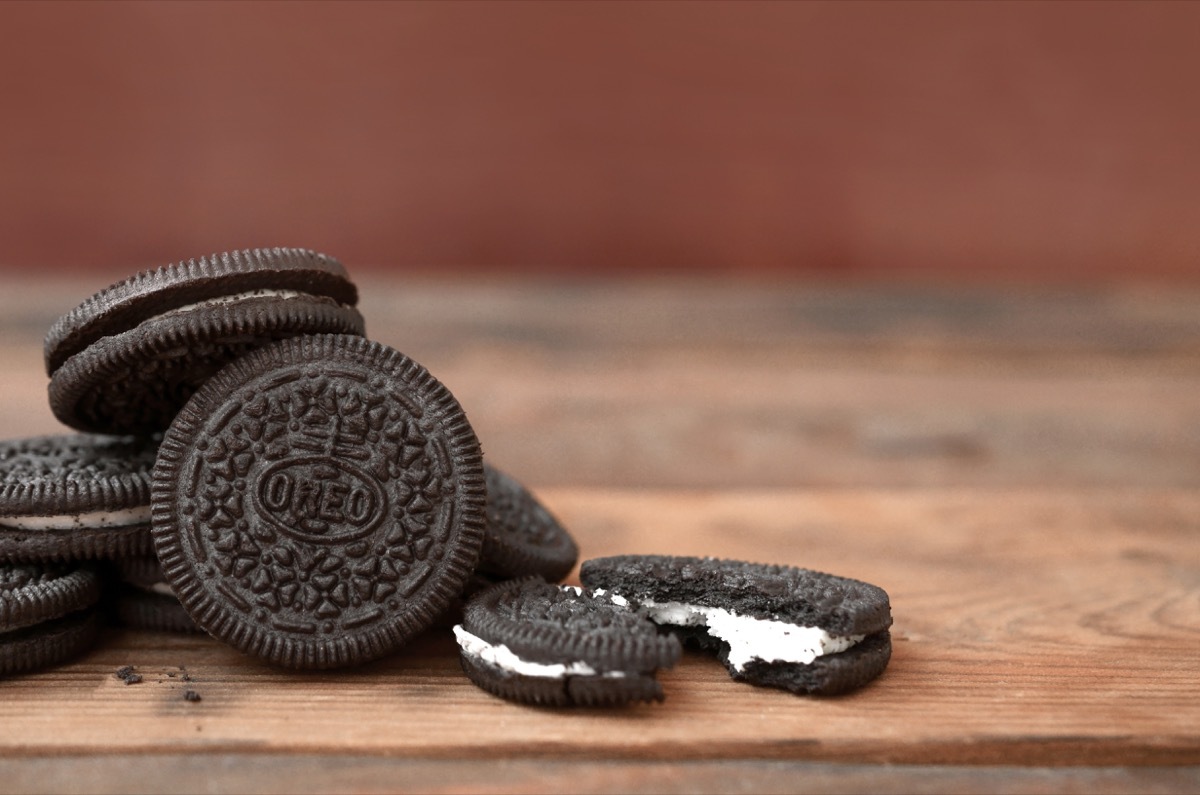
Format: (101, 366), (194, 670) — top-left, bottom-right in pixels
(1, 756), (1196, 795)
(2, 277), (1199, 790)
(0, 488), (1196, 767)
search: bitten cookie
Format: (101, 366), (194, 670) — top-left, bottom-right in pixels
(0, 434), (158, 562)
(46, 247), (365, 434)
(580, 555), (892, 696)
(454, 577), (681, 707)
(152, 334), (486, 670)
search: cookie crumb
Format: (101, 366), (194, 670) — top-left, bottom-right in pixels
(183, 690), (201, 702)
(115, 666), (143, 685)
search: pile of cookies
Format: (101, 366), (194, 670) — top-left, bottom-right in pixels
(1, 248), (892, 705)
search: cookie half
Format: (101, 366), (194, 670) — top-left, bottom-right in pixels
(479, 463), (578, 582)
(579, 555), (892, 695)
(152, 334), (486, 669)
(47, 248), (365, 434)
(455, 577), (681, 707)
(0, 434), (157, 562)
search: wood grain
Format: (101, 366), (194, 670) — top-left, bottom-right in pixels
(1, 488), (1197, 769)
(0, 276), (1198, 792)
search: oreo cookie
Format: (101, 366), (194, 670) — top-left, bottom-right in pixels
(1, 562), (103, 676)
(0, 434), (157, 562)
(479, 463), (578, 582)
(46, 248), (365, 434)
(455, 577), (681, 707)
(152, 334), (486, 669)
(580, 555), (892, 696)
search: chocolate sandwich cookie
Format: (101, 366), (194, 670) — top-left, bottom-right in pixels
(580, 555), (892, 696)
(0, 434), (158, 562)
(1, 562), (103, 676)
(153, 334), (486, 669)
(455, 577), (681, 707)
(479, 463), (578, 582)
(47, 248), (365, 435)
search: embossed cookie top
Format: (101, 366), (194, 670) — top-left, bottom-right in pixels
(45, 248), (358, 375)
(0, 434), (158, 517)
(151, 334), (486, 670)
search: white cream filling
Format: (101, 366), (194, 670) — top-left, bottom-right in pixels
(0, 505), (151, 531)
(631, 598), (864, 671)
(453, 625), (625, 679)
(145, 581), (177, 598)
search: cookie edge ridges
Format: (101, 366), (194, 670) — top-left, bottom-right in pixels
(45, 248), (358, 375)
(152, 334), (485, 669)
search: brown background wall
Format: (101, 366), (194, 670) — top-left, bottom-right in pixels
(1, 1), (1198, 279)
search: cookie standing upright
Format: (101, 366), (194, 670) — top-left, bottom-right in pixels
(46, 248), (365, 435)
(455, 577), (681, 707)
(581, 555), (893, 696)
(0, 434), (158, 562)
(152, 334), (487, 670)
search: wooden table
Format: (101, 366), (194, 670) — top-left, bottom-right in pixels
(0, 274), (1197, 794)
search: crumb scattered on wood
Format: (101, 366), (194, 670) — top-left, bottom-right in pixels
(183, 690), (201, 702)
(114, 666), (143, 685)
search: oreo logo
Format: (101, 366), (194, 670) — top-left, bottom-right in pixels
(254, 457), (385, 543)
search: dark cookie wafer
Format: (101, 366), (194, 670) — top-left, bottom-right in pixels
(456, 577), (680, 707)
(479, 463), (578, 582)
(428, 571), (502, 631)
(1, 562), (102, 632)
(47, 248), (365, 434)
(732, 629), (892, 696)
(152, 334), (486, 669)
(45, 248), (358, 374)
(580, 555), (892, 696)
(0, 434), (157, 562)
(0, 608), (102, 677)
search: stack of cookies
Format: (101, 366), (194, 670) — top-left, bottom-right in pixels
(2, 249), (578, 672)
(1, 248), (892, 705)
